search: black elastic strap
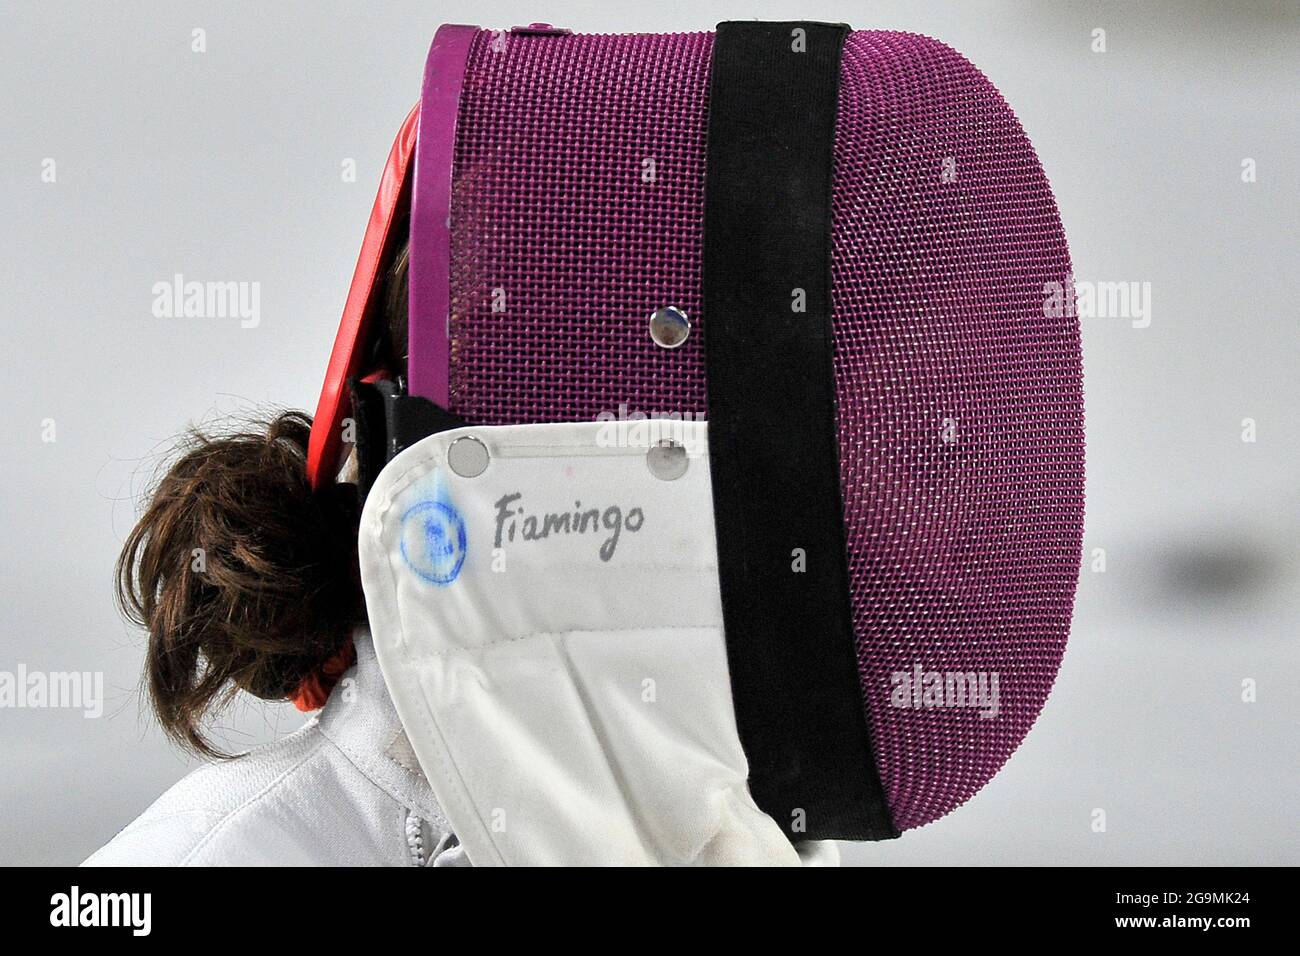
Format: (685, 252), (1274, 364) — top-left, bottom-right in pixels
(348, 378), (465, 503)
(703, 20), (898, 841)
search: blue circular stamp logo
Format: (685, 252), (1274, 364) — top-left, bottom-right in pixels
(399, 500), (467, 585)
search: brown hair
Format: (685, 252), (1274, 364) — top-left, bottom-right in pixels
(119, 241), (410, 755)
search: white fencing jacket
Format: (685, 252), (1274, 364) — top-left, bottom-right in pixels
(84, 629), (467, 867)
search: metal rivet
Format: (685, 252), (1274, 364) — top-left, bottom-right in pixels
(649, 306), (691, 349)
(447, 436), (489, 478)
(646, 440), (689, 481)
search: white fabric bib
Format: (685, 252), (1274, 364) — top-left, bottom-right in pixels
(358, 420), (835, 866)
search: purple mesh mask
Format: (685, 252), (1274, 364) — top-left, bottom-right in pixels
(402, 23), (1085, 836)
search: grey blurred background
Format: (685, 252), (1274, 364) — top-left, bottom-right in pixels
(1, 1), (1295, 866)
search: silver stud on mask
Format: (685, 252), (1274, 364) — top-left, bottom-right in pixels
(447, 435), (490, 478)
(648, 306), (691, 349)
(646, 440), (689, 481)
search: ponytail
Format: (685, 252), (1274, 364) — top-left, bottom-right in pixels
(116, 411), (362, 755)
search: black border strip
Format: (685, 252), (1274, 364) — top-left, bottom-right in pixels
(703, 20), (898, 841)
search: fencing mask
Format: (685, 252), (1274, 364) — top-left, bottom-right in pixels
(307, 21), (1085, 861)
